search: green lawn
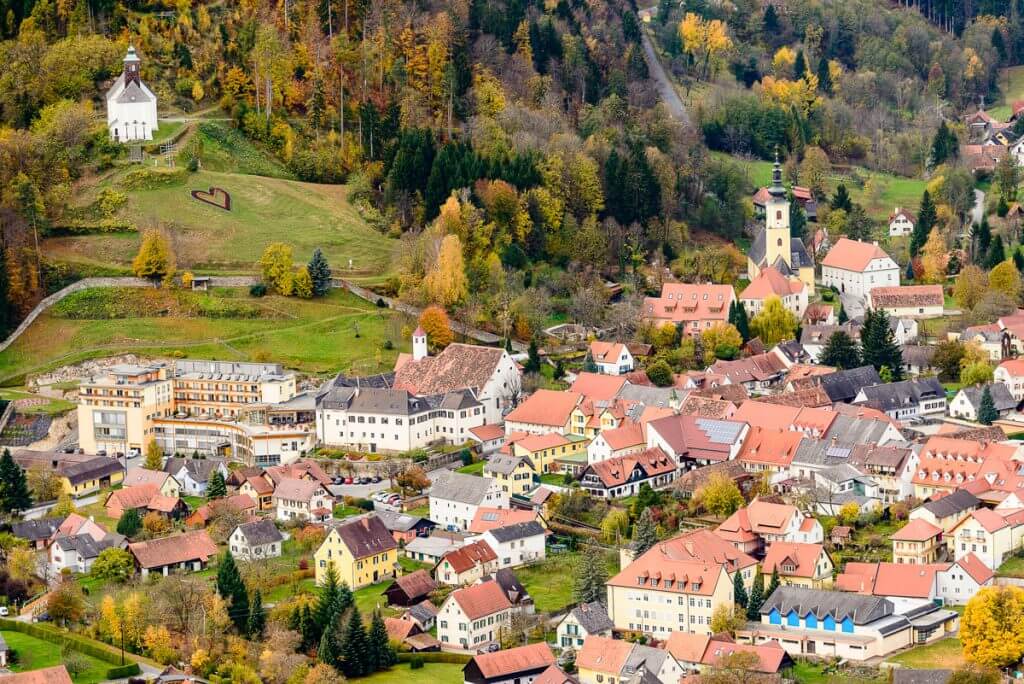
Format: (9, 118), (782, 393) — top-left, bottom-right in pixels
(405, 505), (430, 518)
(786, 660), (886, 684)
(354, 580), (400, 617)
(1, 630), (113, 684)
(149, 120), (186, 146)
(182, 495), (207, 509)
(334, 504), (365, 518)
(352, 663), (464, 683)
(997, 552), (1024, 577)
(182, 122), (293, 178)
(515, 551), (619, 614)
(0, 287), (403, 384)
(0, 388), (76, 414)
(45, 166), (395, 277)
(264, 577), (317, 603)
(397, 556), (432, 573)
(988, 65), (1024, 121)
(456, 461), (485, 475)
(539, 473), (567, 486)
(886, 638), (965, 669)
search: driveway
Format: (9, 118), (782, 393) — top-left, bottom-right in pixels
(638, 14), (690, 125)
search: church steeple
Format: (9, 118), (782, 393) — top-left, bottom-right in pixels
(123, 46), (141, 87)
(769, 148), (785, 199)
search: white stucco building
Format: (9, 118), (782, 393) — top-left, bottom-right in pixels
(106, 46), (158, 142)
(429, 471), (509, 531)
(821, 238), (899, 299)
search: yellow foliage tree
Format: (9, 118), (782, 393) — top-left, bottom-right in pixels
(678, 13), (733, 80)
(52, 492), (76, 517)
(771, 46), (796, 76)
(989, 260), (1022, 301)
(919, 228), (948, 284)
(701, 323), (743, 364)
(418, 305), (453, 349)
(132, 230), (175, 283)
(424, 234), (468, 307)
(954, 265), (987, 310)
(750, 296), (799, 346)
(697, 472), (745, 516)
(143, 625), (177, 664)
(259, 243), (294, 295)
(473, 66), (506, 117)
(760, 74), (822, 117)
(292, 267), (313, 298)
(961, 586), (1024, 668)
(191, 80), (204, 102)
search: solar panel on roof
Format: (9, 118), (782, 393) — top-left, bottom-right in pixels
(482, 512), (498, 521)
(826, 446), (851, 459)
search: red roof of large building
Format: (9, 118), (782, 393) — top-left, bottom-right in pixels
(736, 427), (803, 467)
(716, 500), (803, 543)
(468, 508), (540, 534)
(569, 373), (628, 401)
(821, 238), (892, 272)
(504, 390), (581, 427)
(836, 561), (950, 599)
(470, 642), (555, 679)
(731, 401), (836, 436)
(912, 437), (1017, 489)
(643, 283), (735, 324)
(761, 542), (827, 579)
(576, 635), (634, 673)
(740, 266), (806, 300)
(891, 518), (942, 541)
(450, 579), (513, 620)
(868, 285), (943, 309)
(128, 530), (217, 569)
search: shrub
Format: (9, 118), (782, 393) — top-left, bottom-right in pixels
(355, 498), (374, 511)
(106, 664), (141, 678)
(410, 656), (424, 669)
(118, 167), (187, 190)
(383, 340), (394, 350)
(376, 298), (387, 307)
(249, 283), (267, 297)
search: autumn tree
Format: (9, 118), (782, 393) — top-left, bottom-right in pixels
(961, 586), (1024, 668)
(52, 492), (75, 517)
(799, 147), (831, 199)
(989, 261), (1022, 301)
(48, 576), (86, 625)
(396, 466), (430, 495)
(698, 473), (745, 517)
(678, 13), (733, 82)
(920, 228), (948, 283)
(710, 603), (746, 635)
(701, 323), (743, 364)
(954, 265), (988, 311)
(293, 267), (314, 299)
(960, 361), (994, 386)
(601, 508), (629, 544)
(132, 230), (175, 283)
(259, 243), (295, 295)
(750, 296), (798, 346)
(91, 548), (135, 582)
(418, 305), (453, 349)
(143, 439), (163, 470)
(645, 360), (673, 387)
(424, 234), (468, 307)
(26, 465), (63, 501)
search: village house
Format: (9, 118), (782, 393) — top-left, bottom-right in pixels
(477, 521), (547, 569)
(12, 518), (64, 550)
(948, 508), (1020, 570)
(995, 358), (1024, 401)
(404, 534), (465, 565)
(821, 238), (900, 299)
(374, 508), (436, 544)
(468, 508), (540, 534)
(468, 424), (506, 455)
(950, 383), (1018, 422)
(48, 515), (125, 575)
(313, 514), (398, 588)
(740, 266), (808, 317)
(512, 432), (588, 474)
(837, 556), (994, 606)
(645, 414), (749, 469)
(402, 600), (439, 632)
(481, 568), (535, 613)
(788, 365), (882, 402)
(716, 499), (824, 557)
(437, 579), (514, 651)
(482, 454), (537, 497)
(576, 636), (685, 684)
(642, 282), (736, 335)
(891, 519), (944, 565)
(747, 159), (816, 293)
(733, 401), (837, 438)
(123, 467), (181, 497)
(384, 616), (441, 653)
(847, 444), (919, 504)
(902, 345), (937, 377)
(888, 208), (915, 237)
(578, 447), (677, 498)
(383, 569), (438, 607)
(186, 493), (257, 528)
(49, 456), (125, 498)
(753, 182), (817, 220)
(666, 632), (793, 677)
(228, 519), (283, 561)
(606, 529), (757, 636)
(911, 436), (1014, 499)
(938, 554), (996, 605)
(503, 390), (581, 436)
(437, 539), (500, 586)
(958, 324), (1008, 361)
(586, 422), (646, 463)
(706, 353), (789, 392)
(463, 643), (556, 684)
(588, 340), (635, 375)
(104, 484), (188, 521)
(910, 489), (982, 533)
(853, 378), (947, 421)
(867, 285), (944, 319)
(273, 477), (333, 522)
(556, 601), (613, 650)
(735, 427), (804, 475)
(761, 542), (834, 588)
(738, 586), (959, 661)
(128, 530), (218, 578)
(237, 474), (275, 511)
(429, 471), (509, 531)
(163, 458), (229, 497)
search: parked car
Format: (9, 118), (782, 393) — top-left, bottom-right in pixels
(371, 475), (382, 483)
(344, 477), (353, 484)
(0, 606), (9, 616)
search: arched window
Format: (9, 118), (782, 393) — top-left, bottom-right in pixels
(777, 238), (783, 247)
(776, 210), (782, 220)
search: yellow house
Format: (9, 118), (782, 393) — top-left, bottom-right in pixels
(762, 542), (834, 589)
(482, 454), (537, 496)
(59, 457), (125, 498)
(891, 519), (943, 565)
(314, 514), (398, 589)
(512, 433), (588, 474)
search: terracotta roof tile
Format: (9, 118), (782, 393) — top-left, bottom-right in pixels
(0, 666), (73, 684)
(644, 283), (735, 324)
(576, 635), (634, 673)
(471, 642), (555, 679)
(569, 373), (628, 401)
(584, 447), (675, 488)
(505, 390), (581, 427)
(451, 579), (512, 620)
(821, 238), (892, 272)
(740, 266), (806, 300)
(441, 539), (497, 574)
(128, 530), (217, 569)
(762, 542), (827, 578)
(393, 343), (507, 395)
(868, 285), (943, 309)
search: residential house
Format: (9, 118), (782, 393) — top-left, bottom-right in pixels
(429, 471), (509, 531)
(937, 553), (995, 605)
(716, 500), (824, 557)
(374, 508), (436, 544)
(606, 529), (757, 636)
(738, 586), (958, 660)
(854, 378), (947, 421)
(837, 561), (947, 602)
(578, 447), (678, 498)
(752, 182), (817, 220)
(732, 401), (837, 438)
(642, 282), (736, 336)
(586, 423), (646, 464)
(911, 436), (1012, 499)
(186, 493), (256, 528)
(478, 521), (546, 569)
(556, 602), (613, 650)
(405, 534), (466, 564)
(512, 433), (588, 474)
(707, 353), (789, 393)
(123, 467), (181, 497)
(483, 454), (537, 497)
(995, 358), (1024, 401)
(403, 600), (439, 631)
(910, 489), (982, 532)
(902, 345), (937, 377)
(469, 508), (541, 534)
(576, 635), (685, 684)
(504, 390), (581, 436)
(104, 484), (187, 520)
(948, 508), (1018, 569)
(570, 373), (629, 402)
(128, 530), (218, 578)
(589, 341), (635, 375)
(12, 517), (64, 550)
(463, 643), (556, 684)
(11, 455), (128, 498)
(469, 424), (507, 455)
(950, 383), (1018, 421)
(848, 444), (919, 504)
(228, 519), (283, 561)
(384, 616), (441, 652)
(238, 473), (275, 511)
(48, 515), (125, 575)
(1, 666), (74, 684)
(645, 414), (749, 469)
(314, 514), (398, 588)
(761, 542), (834, 588)
(821, 238), (899, 299)
(888, 208), (915, 237)
(789, 365), (882, 403)
(735, 427), (804, 475)
(673, 460), (754, 500)
(273, 478), (333, 522)
(437, 539), (500, 586)
(437, 579), (514, 650)
(163, 458), (228, 496)
(383, 569), (438, 606)
(892, 519), (944, 565)
(868, 285), (943, 318)
(740, 266), (808, 317)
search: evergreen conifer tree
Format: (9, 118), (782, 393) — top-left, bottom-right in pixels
(116, 508), (142, 537)
(978, 386), (999, 425)
(215, 550), (250, 631)
(788, 192), (807, 241)
(838, 302), (848, 324)
(307, 248), (332, 297)
(1014, 248), (1024, 272)
(207, 470), (227, 499)
(766, 567), (781, 599)
(816, 56), (832, 94)
(583, 352), (598, 373)
(793, 50), (807, 79)
(831, 184), (852, 212)
(985, 235), (1006, 269)
(574, 545), (609, 604)
(733, 302), (750, 342)
(975, 218), (992, 261)
(633, 508), (659, 556)
(525, 338), (541, 373)
(746, 569), (764, 620)
(905, 259), (915, 282)
(247, 590), (265, 638)
(733, 569), (748, 608)
(911, 190), (937, 258)
(763, 4), (779, 32)
(0, 449), (31, 515)
(861, 308), (904, 381)
(339, 607), (369, 677)
(317, 624), (340, 667)
(367, 610), (396, 672)
(819, 331), (862, 370)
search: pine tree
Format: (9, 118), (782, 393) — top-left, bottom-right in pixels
(820, 331), (862, 370)
(793, 50), (807, 79)
(317, 623), (340, 667)
(0, 448), (31, 515)
(763, 4), (779, 33)
(247, 590), (265, 638)
(978, 386), (999, 425)
(583, 352), (598, 373)
(573, 545), (609, 604)
(911, 190), (936, 258)
(116, 507), (142, 537)
(905, 259), (915, 282)
(339, 607), (369, 677)
(367, 610), (396, 672)
(207, 470), (227, 499)
(215, 550), (249, 631)
(789, 192), (807, 241)
(766, 567), (781, 599)
(307, 248), (332, 297)
(931, 121), (957, 166)
(816, 56), (832, 94)
(1014, 248), (1024, 273)
(975, 218), (992, 262)
(838, 302), (848, 324)
(746, 569), (764, 620)
(861, 308), (904, 381)
(733, 569), (748, 608)
(985, 235), (1007, 270)
(831, 184), (853, 213)
(525, 338), (541, 373)
(732, 301), (750, 342)
(315, 565), (341, 640)
(633, 508), (659, 556)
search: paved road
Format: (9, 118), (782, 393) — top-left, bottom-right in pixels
(972, 188), (985, 226)
(638, 20), (690, 125)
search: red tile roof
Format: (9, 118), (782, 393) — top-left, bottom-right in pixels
(701, 637), (790, 673)
(969, 508), (1009, 533)
(393, 343), (506, 395)
(128, 530), (217, 569)
(955, 552), (994, 585)
(576, 635), (634, 673)
(471, 642), (555, 679)
(665, 631), (711, 663)
(585, 447), (675, 488)
(839, 561), (950, 599)
(868, 285), (943, 309)
(762, 542), (827, 579)
(998, 358), (1024, 377)
(912, 437), (1017, 489)
(469, 424), (505, 442)
(569, 373), (627, 401)
(451, 579), (513, 619)
(736, 427), (803, 467)
(441, 539), (497, 574)
(740, 266), (806, 300)
(821, 238), (892, 272)
(891, 518), (942, 541)
(468, 508), (539, 533)
(590, 341), (628, 364)
(0, 666), (74, 684)
(599, 423), (646, 451)
(515, 432), (571, 452)
(643, 283), (735, 324)
(505, 390), (581, 427)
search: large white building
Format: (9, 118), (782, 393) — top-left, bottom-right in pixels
(429, 470), (509, 531)
(821, 238), (899, 299)
(106, 46), (158, 142)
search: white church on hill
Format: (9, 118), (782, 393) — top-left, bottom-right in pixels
(106, 46), (158, 143)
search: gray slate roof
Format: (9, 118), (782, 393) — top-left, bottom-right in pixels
(53, 533), (123, 559)
(568, 601), (614, 634)
(482, 568), (532, 606)
(816, 366), (882, 403)
(749, 229), (813, 272)
(922, 489), (980, 518)
(12, 517), (63, 542)
(857, 378), (945, 412)
(761, 586), (894, 624)
(488, 521), (546, 543)
(622, 643), (670, 680)
(957, 383), (1018, 412)
(823, 415), (892, 445)
(429, 470), (496, 505)
(164, 457), (224, 483)
(485, 454), (535, 475)
(234, 519), (283, 546)
(375, 508), (434, 532)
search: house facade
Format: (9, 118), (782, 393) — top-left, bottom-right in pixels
(228, 519), (284, 561)
(588, 341), (635, 375)
(437, 580), (514, 650)
(429, 471), (509, 531)
(821, 238), (899, 299)
(314, 514), (398, 588)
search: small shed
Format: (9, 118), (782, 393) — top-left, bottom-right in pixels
(191, 276), (212, 291)
(830, 525), (853, 548)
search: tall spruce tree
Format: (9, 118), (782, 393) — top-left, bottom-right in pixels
(819, 331), (862, 370)
(975, 218), (992, 261)
(733, 569), (748, 608)
(0, 449), (31, 515)
(215, 550), (250, 631)
(339, 607), (369, 677)
(116, 507), (142, 537)
(746, 569), (764, 620)
(911, 190), (937, 257)
(861, 308), (904, 381)
(525, 338), (541, 373)
(816, 56), (832, 94)
(763, 4), (779, 32)
(793, 50), (807, 79)
(574, 545), (609, 604)
(307, 248), (332, 297)
(367, 610), (396, 672)
(317, 623), (341, 667)
(247, 590), (266, 638)
(633, 508), (659, 556)
(789, 192), (807, 241)
(838, 302), (848, 324)
(978, 386), (999, 425)
(985, 235), (1006, 269)
(831, 184), (853, 212)
(733, 301), (751, 342)
(931, 121), (957, 166)
(766, 567), (781, 599)
(207, 470), (227, 499)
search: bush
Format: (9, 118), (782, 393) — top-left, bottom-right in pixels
(249, 283), (267, 297)
(410, 656), (424, 669)
(376, 298), (387, 308)
(383, 340), (394, 350)
(0, 618), (140, 668)
(118, 167), (187, 190)
(106, 664), (142, 678)
(355, 498), (374, 511)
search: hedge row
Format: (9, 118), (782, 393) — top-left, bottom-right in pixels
(397, 651), (471, 664)
(0, 617), (142, 678)
(265, 568), (315, 588)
